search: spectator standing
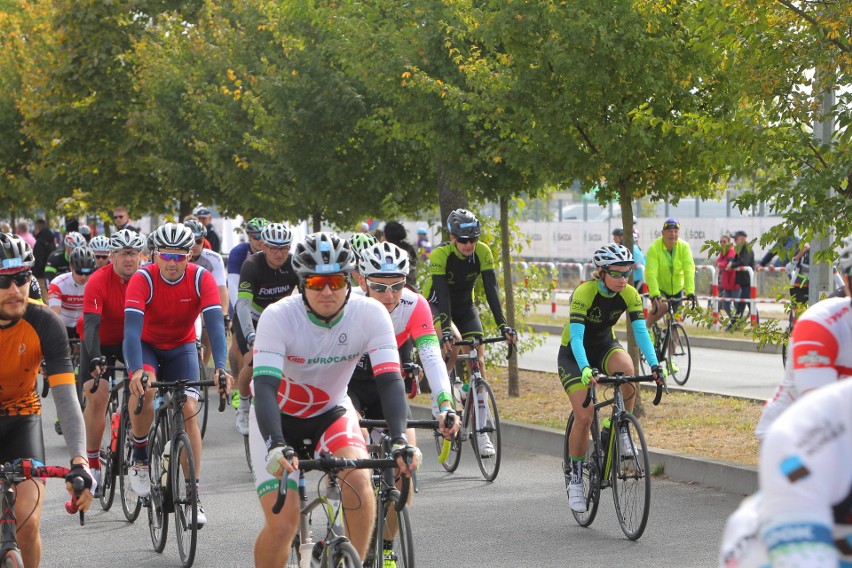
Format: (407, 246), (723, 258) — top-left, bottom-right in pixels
(32, 219), (56, 286)
(194, 206), (221, 253)
(612, 227), (646, 291)
(0, 222), (10, 233)
(15, 221), (36, 248)
(715, 233), (739, 322)
(382, 221), (419, 292)
(727, 229), (755, 330)
(416, 228), (432, 263)
(112, 206), (140, 233)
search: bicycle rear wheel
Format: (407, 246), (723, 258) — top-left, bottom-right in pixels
(148, 419), (170, 553)
(244, 434), (253, 473)
(469, 379), (501, 481)
(285, 535), (302, 568)
(611, 412), (651, 540)
(668, 323), (692, 385)
(98, 405), (117, 511)
(564, 413), (601, 527)
(118, 406), (142, 522)
(172, 432), (198, 568)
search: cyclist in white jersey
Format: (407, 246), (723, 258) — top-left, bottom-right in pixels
(249, 232), (418, 568)
(720, 378), (852, 568)
(48, 246), (96, 334)
(755, 236), (852, 439)
(186, 219), (229, 370)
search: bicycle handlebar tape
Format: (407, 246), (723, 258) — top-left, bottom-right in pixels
(217, 369), (227, 413)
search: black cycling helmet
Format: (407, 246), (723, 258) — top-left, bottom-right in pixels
(447, 209), (481, 239)
(0, 233), (34, 274)
(70, 246), (97, 275)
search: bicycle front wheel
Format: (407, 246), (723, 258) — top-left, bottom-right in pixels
(433, 381), (462, 473)
(376, 489), (413, 568)
(172, 432), (198, 568)
(611, 412), (651, 540)
(98, 406), (117, 511)
(118, 406), (142, 522)
(1, 549), (24, 568)
(469, 379), (501, 481)
(564, 413), (601, 527)
(148, 419), (170, 553)
(668, 323), (692, 385)
(326, 540), (362, 568)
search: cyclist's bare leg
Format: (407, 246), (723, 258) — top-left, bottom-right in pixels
(82, 376), (110, 454)
(129, 370), (157, 440)
(228, 336), (242, 382)
(336, 445), (375, 559)
(567, 388), (595, 457)
(645, 298), (669, 328)
(255, 488), (300, 568)
(605, 350), (636, 413)
(14, 478), (44, 568)
(182, 397), (203, 477)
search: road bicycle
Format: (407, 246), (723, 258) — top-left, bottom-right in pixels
(0, 459), (85, 567)
(195, 340), (211, 439)
(274, 451), (411, 568)
(563, 372), (665, 540)
(434, 336), (512, 481)
(360, 417), (453, 568)
(136, 371), (227, 568)
(87, 357), (128, 514)
(640, 300), (691, 385)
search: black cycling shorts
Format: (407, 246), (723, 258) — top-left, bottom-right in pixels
(278, 406), (348, 460)
(557, 338), (624, 395)
(430, 303), (483, 339)
(0, 414), (46, 464)
(232, 313), (251, 356)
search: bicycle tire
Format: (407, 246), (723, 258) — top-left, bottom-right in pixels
(173, 432), (198, 568)
(98, 404), (117, 511)
(244, 434), (253, 473)
(1, 549), (24, 568)
(118, 406), (142, 522)
(469, 379), (501, 481)
(386, 490), (414, 567)
(564, 413), (601, 527)
(668, 323), (692, 385)
(148, 418), (170, 553)
(433, 379), (462, 473)
(611, 412), (651, 540)
(197, 358), (209, 439)
(325, 540), (362, 568)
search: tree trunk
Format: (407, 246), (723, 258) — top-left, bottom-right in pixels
(311, 212), (322, 233)
(618, 185), (644, 416)
(501, 198), (520, 397)
(436, 161), (468, 241)
(179, 200), (191, 221)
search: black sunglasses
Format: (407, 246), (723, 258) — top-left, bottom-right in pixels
(0, 271), (32, 290)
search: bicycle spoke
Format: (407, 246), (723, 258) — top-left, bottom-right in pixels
(564, 413), (601, 527)
(470, 380), (501, 481)
(611, 413), (651, 540)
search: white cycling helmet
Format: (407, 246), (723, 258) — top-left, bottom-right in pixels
(261, 223), (292, 246)
(63, 231), (87, 249)
(292, 232), (355, 276)
(89, 235), (112, 253)
(110, 228), (146, 251)
(593, 243), (634, 268)
(359, 242), (409, 278)
(0, 233), (34, 273)
(151, 222), (194, 251)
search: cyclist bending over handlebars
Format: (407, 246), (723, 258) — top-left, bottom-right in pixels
(558, 243), (666, 513)
(250, 233), (419, 568)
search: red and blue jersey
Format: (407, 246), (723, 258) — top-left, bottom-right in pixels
(124, 263), (220, 350)
(82, 265), (131, 345)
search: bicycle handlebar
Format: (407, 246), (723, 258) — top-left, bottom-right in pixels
(452, 336), (515, 359)
(272, 452), (412, 515)
(0, 461), (85, 525)
(581, 373), (664, 409)
(359, 418), (440, 430)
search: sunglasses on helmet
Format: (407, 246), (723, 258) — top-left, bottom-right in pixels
(303, 274), (348, 291)
(366, 279), (406, 294)
(0, 271), (32, 290)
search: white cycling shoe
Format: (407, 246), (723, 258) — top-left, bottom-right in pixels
(477, 433), (496, 457)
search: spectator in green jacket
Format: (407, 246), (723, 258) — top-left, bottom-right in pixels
(644, 218), (697, 327)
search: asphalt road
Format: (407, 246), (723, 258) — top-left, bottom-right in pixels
(514, 332), (783, 400)
(36, 398), (742, 568)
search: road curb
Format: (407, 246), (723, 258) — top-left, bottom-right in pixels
(528, 322), (781, 354)
(412, 405), (757, 496)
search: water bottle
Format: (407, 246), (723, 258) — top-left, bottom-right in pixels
(109, 412), (120, 453)
(460, 382), (469, 403)
(161, 440), (171, 486)
(298, 542), (315, 568)
(600, 418), (612, 462)
(310, 541), (324, 568)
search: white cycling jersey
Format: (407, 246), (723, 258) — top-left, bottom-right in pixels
(252, 292), (400, 419)
(192, 248), (227, 286)
(755, 297), (852, 438)
(47, 271), (87, 328)
(720, 379), (852, 568)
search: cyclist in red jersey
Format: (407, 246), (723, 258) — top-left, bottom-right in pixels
(79, 229), (145, 490)
(123, 223), (232, 527)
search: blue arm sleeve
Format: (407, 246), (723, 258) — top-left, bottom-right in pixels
(123, 311), (144, 373)
(202, 307), (228, 370)
(569, 322), (591, 370)
(631, 319), (659, 367)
